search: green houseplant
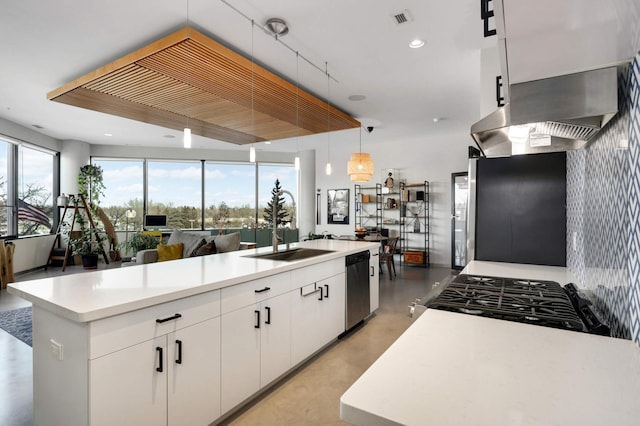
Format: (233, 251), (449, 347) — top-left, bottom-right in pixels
(118, 233), (159, 257)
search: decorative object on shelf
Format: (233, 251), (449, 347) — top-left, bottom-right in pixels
(413, 214), (420, 233)
(348, 127), (374, 182)
(384, 172), (394, 189)
(56, 194), (69, 207)
(328, 188), (349, 224)
(355, 227), (367, 239)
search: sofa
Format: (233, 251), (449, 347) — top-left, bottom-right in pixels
(135, 230), (242, 264)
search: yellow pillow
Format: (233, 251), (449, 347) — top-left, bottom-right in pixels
(157, 243), (184, 262)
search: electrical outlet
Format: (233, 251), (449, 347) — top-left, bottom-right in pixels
(50, 339), (63, 361)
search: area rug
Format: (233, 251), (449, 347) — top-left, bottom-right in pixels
(0, 306), (32, 347)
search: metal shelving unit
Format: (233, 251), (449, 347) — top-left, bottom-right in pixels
(354, 183), (383, 233)
(399, 181), (430, 267)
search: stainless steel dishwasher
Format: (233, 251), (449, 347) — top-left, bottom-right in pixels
(345, 250), (371, 330)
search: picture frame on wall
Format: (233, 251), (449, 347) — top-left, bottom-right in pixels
(327, 188), (349, 224)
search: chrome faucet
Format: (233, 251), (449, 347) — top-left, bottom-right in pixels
(273, 189), (296, 252)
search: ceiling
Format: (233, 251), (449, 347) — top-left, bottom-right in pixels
(1, 0), (638, 154)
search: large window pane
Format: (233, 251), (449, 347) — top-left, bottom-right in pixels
(258, 163), (298, 229)
(148, 160), (202, 230)
(18, 145), (54, 236)
(0, 141), (9, 235)
(204, 162), (255, 230)
(93, 159), (144, 231)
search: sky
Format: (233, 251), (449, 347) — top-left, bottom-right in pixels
(97, 159), (298, 208)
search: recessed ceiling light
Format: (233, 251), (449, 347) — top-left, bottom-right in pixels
(432, 118), (440, 123)
(409, 39), (425, 49)
(32, 124), (44, 129)
(265, 141), (271, 145)
(104, 133), (112, 137)
(348, 95), (366, 101)
(163, 134), (175, 139)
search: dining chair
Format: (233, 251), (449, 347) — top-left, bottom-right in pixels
(380, 237), (398, 279)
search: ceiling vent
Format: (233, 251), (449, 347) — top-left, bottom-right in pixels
(392, 10), (412, 25)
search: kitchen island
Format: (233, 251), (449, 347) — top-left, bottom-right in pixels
(340, 260), (640, 425)
(9, 239), (379, 426)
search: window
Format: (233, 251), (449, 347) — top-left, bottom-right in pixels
(93, 159), (144, 231)
(0, 139), (10, 235)
(147, 160), (202, 229)
(258, 163), (298, 228)
(204, 162), (256, 230)
(17, 145), (54, 236)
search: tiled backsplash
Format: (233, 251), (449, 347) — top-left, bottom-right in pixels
(567, 53), (640, 345)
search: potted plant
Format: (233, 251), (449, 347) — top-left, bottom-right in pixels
(118, 233), (159, 258)
(65, 164), (108, 269)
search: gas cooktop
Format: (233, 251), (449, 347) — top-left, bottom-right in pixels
(427, 274), (595, 333)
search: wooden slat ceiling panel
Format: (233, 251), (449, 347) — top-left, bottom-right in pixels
(48, 27), (359, 145)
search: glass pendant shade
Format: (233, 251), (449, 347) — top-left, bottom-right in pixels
(325, 162), (332, 175)
(249, 146), (256, 162)
(347, 152), (374, 182)
(183, 127), (192, 148)
(294, 156), (300, 170)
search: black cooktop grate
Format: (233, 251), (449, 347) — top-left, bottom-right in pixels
(427, 274), (586, 332)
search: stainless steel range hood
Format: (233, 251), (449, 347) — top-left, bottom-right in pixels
(471, 67), (618, 157)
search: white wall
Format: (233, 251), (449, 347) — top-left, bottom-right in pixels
(60, 140), (90, 195)
(314, 128), (471, 268)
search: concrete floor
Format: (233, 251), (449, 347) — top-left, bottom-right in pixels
(0, 260), (453, 426)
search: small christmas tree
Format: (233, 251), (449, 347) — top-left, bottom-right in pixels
(263, 179), (289, 227)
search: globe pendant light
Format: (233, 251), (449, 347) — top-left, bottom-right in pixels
(348, 127), (374, 182)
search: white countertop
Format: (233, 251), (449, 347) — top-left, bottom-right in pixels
(341, 309), (640, 425)
(461, 260), (578, 284)
(340, 261), (640, 425)
(8, 240), (378, 323)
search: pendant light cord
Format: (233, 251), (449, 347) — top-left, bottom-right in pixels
(326, 62), (330, 164)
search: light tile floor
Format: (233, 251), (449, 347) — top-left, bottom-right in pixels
(0, 260), (454, 426)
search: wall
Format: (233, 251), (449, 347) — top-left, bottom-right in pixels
(314, 128), (471, 268)
(567, 54), (640, 344)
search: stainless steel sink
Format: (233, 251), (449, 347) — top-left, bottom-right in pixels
(243, 248), (335, 262)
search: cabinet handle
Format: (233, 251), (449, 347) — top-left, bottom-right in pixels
(324, 284), (329, 299)
(370, 266), (375, 277)
(156, 313), (182, 324)
(156, 347), (163, 372)
(175, 340), (182, 365)
(254, 310), (260, 328)
(265, 306), (271, 324)
(318, 286), (324, 301)
(254, 287), (271, 293)
(301, 287), (321, 297)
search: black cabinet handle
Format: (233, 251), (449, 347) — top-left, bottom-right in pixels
(318, 286), (324, 301)
(265, 306), (271, 324)
(370, 266), (375, 277)
(156, 347), (163, 372)
(175, 340), (182, 364)
(156, 313), (182, 324)
(324, 284), (329, 299)
(254, 287), (271, 293)
(254, 310), (260, 328)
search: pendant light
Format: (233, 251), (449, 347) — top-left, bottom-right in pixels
(183, 0), (191, 149)
(347, 127), (374, 182)
(249, 19), (256, 162)
(294, 51), (300, 170)
(325, 62), (332, 175)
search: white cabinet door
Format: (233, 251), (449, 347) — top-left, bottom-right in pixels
(369, 249), (380, 313)
(220, 304), (261, 414)
(318, 273), (346, 342)
(168, 317), (221, 426)
(290, 283), (325, 366)
(89, 336), (167, 426)
(260, 291), (291, 386)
